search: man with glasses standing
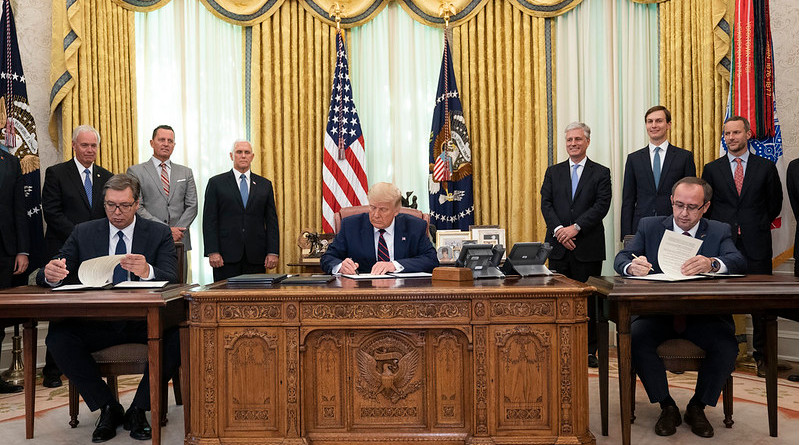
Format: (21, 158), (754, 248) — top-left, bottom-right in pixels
(40, 125), (113, 388)
(614, 177), (746, 438)
(702, 116), (782, 378)
(37, 174), (178, 442)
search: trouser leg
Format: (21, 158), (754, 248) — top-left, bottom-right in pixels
(685, 316), (738, 407)
(631, 316), (675, 403)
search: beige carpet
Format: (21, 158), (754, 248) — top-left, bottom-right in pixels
(0, 359), (797, 444)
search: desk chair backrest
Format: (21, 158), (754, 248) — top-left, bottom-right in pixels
(333, 205), (430, 234)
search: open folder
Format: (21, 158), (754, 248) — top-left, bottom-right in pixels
(627, 230), (707, 282)
(52, 255), (169, 291)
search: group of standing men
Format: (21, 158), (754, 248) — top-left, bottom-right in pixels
(0, 123), (281, 442)
(541, 106), (790, 439)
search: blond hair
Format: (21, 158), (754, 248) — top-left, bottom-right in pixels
(368, 182), (402, 207)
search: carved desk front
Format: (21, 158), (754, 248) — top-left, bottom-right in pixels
(185, 275), (596, 445)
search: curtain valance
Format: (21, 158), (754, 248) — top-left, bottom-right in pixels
(112, 0), (584, 27)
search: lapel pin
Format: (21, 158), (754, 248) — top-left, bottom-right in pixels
(402, 237), (406, 241)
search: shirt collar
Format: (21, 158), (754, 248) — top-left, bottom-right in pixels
(569, 157), (587, 168)
(74, 157), (93, 174)
(374, 218), (396, 237)
(649, 141), (669, 152)
(233, 169), (251, 181)
(151, 157), (170, 169)
(672, 218), (699, 237)
(727, 149), (750, 163)
(109, 216), (137, 243)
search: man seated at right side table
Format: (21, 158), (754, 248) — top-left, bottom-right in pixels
(613, 177), (746, 438)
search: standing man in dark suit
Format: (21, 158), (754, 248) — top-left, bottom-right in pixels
(203, 140), (279, 282)
(615, 177), (746, 438)
(787, 158), (798, 277)
(541, 121), (612, 367)
(40, 124), (113, 388)
(320, 182), (439, 275)
(0, 150), (28, 393)
(37, 174), (178, 442)
(621, 106), (696, 239)
(127, 125), (197, 280)
(701, 116), (782, 377)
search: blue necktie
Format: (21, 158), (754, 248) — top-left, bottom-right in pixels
(653, 147), (661, 188)
(113, 231), (128, 284)
(83, 168), (92, 204)
(239, 174), (249, 207)
(571, 164), (580, 198)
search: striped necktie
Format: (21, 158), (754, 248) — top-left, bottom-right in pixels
(377, 229), (390, 262)
(160, 162), (170, 196)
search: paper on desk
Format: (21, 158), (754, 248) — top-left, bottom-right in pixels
(114, 281), (169, 289)
(77, 255), (126, 287)
(388, 272), (432, 278)
(342, 274), (396, 280)
(657, 230), (703, 277)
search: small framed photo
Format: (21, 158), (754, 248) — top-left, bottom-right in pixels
(436, 230), (471, 259)
(470, 227), (506, 251)
(437, 245), (455, 263)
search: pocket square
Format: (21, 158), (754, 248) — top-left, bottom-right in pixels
(177, 178), (186, 182)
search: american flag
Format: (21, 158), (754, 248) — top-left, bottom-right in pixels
(322, 30), (368, 233)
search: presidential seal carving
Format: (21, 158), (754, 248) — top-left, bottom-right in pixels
(355, 334), (424, 404)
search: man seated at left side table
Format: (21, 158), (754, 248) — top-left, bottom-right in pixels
(37, 174), (179, 442)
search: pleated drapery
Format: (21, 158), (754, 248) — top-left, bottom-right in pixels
(659, 0), (733, 170)
(50, 0), (138, 172)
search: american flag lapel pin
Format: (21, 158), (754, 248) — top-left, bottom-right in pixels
(402, 237), (406, 241)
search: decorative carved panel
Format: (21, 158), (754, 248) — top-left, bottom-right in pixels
(306, 332), (345, 429)
(432, 330), (468, 427)
(301, 302), (470, 320)
(559, 326), (573, 434)
(220, 304), (281, 320)
(490, 301), (555, 319)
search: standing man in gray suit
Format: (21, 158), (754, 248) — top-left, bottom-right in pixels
(127, 125), (197, 281)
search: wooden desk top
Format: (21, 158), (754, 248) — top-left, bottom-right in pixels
(588, 274), (798, 301)
(184, 274), (594, 302)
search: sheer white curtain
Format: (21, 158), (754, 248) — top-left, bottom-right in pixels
(135, 0), (245, 285)
(555, 0), (658, 274)
(349, 3), (443, 212)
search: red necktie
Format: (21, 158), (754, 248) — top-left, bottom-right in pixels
(377, 229), (390, 262)
(160, 162), (170, 196)
(673, 231), (692, 333)
(733, 158), (744, 196)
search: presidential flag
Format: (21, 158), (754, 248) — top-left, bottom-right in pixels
(428, 31), (473, 230)
(1, 0), (45, 275)
(321, 30), (368, 234)
(724, 0), (792, 264)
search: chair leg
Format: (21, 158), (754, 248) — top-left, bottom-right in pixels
(172, 369), (182, 406)
(723, 375), (734, 428)
(107, 376), (119, 401)
(630, 368), (637, 424)
(161, 376), (169, 426)
(68, 383), (80, 428)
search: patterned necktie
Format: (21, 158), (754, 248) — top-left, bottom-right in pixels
(113, 231), (128, 284)
(239, 174), (249, 206)
(571, 164), (580, 198)
(672, 230), (693, 333)
(160, 162), (170, 196)
(83, 168), (92, 204)
(377, 229), (390, 262)
(733, 158), (744, 195)
(652, 147), (661, 188)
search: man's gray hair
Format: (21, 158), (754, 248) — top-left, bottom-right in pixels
(103, 174), (141, 201)
(72, 124), (101, 145)
(564, 121), (591, 139)
(231, 139), (252, 153)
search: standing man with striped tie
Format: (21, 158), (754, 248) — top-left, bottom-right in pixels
(203, 140), (280, 282)
(320, 182), (439, 275)
(40, 124), (113, 388)
(540, 122), (612, 368)
(127, 125), (197, 281)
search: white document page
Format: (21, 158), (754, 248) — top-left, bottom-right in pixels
(114, 281), (169, 289)
(627, 231), (704, 281)
(387, 272), (433, 278)
(78, 254), (126, 287)
(342, 274), (396, 280)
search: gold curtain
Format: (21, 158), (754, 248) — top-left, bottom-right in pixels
(49, 0), (138, 172)
(248, 1), (344, 271)
(451, 0), (552, 246)
(659, 0), (732, 171)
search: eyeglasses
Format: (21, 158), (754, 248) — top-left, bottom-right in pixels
(672, 201), (706, 213)
(104, 201), (136, 212)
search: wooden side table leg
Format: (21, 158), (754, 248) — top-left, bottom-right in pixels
(617, 305), (632, 445)
(597, 297), (609, 436)
(180, 321), (190, 436)
(23, 320), (36, 439)
(764, 314), (778, 437)
(148, 308), (163, 445)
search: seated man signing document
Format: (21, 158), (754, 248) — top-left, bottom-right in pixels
(612, 177), (746, 439)
(321, 182), (439, 275)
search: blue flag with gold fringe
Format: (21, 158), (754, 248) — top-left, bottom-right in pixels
(428, 32), (473, 230)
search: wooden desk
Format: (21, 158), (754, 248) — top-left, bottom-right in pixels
(0, 285), (190, 445)
(184, 275), (596, 445)
(589, 275), (799, 444)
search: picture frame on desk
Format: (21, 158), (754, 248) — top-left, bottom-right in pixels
(435, 230), (471, 260)
(470, 227), (506, 259)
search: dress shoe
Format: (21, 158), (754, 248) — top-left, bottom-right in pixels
(654, 405), (681, 436)
(0, 378), (22, 393)
(42, 374), (62, 388)
(91, 402), (124, 443)
(587, 354), (599, 368)
(684, 404), (714, 438)
(756, 359), (766, 378)
(124, 406), (152, 440)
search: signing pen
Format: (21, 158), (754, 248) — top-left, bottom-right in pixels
(631, 253), (655, 272)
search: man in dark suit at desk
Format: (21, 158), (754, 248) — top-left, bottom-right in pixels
(37, 174), (178, 443)
(541, 121), (612, 368)
(321, 182), (438, 275)
(203, 140), (279, 282)
(40, 125), (113, 388)
(615, 177), (746, 438)
(0, 149), (28, 393)
(621, 106), (696, 239)
(701, 116), (782, 377)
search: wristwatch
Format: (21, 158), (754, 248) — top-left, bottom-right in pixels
(710, 258), (721, 273)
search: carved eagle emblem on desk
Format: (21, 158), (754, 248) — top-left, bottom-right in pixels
(356, 349), (422, 403)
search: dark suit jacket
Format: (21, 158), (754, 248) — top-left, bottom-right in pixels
(42, 159), (113, 258)
(320, 213), (439, 274)
(701, 153), (782, 264)
(540, 158), (612, 262)
(0, 152), (29, 259)
(203, 170), (279, 265)
(620, 144), (695, 239)
(613, 216), (746, 275)
(788, 158), (798, 274)
(36, 217), (178, 286)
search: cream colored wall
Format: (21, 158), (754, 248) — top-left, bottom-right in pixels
(773, 0), (799, 162)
